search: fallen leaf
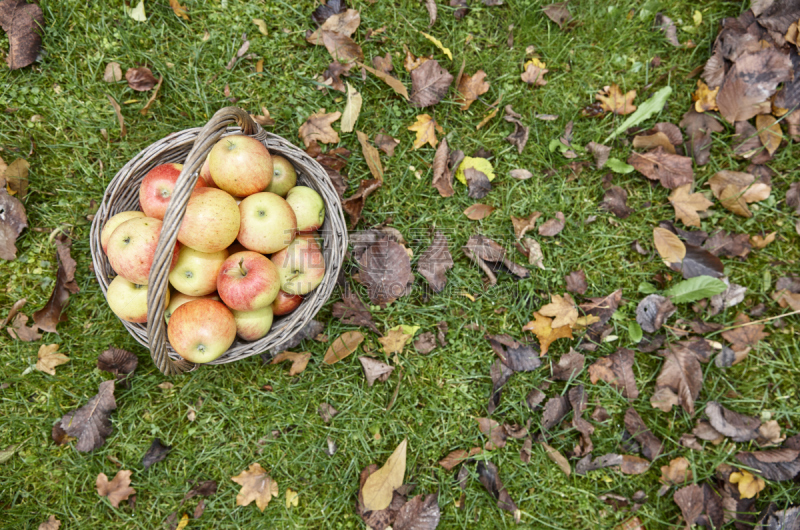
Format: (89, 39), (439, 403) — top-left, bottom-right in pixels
(586, 142), (611, 169)
(408, 114), (443, 149)
(539, 293), (578, 329)
(651, 344), (703, 415)
(629, 147), (693, 189)
(308, 9), (360, 44)
(252, 18), (267, 35)
(504, 105), (529, 153)
(298, 109), (341, 147)
(693, 80), (719, 112)
(655, 12), (680, 46)
(673, 484), (703, 529)
(476, 461), (518, 515)
(439, 447), (482, 471)
(342, 178), (382, 228)
(97, 348), (137, 381)
(717, 48), (792, 123)
(320, 60), (354, 92)
(750, 232), (776, 250)
(355, 464), (406, 530)
(538, 212), (565, 237)
(430, 137), (453, 197)
(96, 470), (135, 508)
(621, 455), (651, 475)
(476, 417), (508, 449)
(423, 0), (437, 25)
(705, 401), (760, 442)
(371, 135), (398, 159)
(318, 403), (339, 423)
(463, 203), (494, 220)
(124, 0), (146, 21)
(37, 515), (60, 530)
(729, 470), (766, 500)
(735, 448), (800, 482)
(521, 58), (548, 86)
(410, 59), (453, 108)
(0, 178), (27, 261)
(125, 67), (157, 91)
(600, 187), (633, 219)
(142, 438), (172, 469)
(139, 75), (163, 116)
(0, 0), (45, 70)
(721, 313), (768, 352)
(456, 70), (489, 110)
(636, 295), (676, 333)
(417, 230), (453, 292)
(552, 349), (584, 381)
(541, 442), (571, 476)
(606, 86), (672, 142)
(284, 488), (299, 509)
(321, 30), (363, 63)
(60, 379), (116, 452)
(312, 0), (347, 25)
(522, 312), (573, 356)
(633, 132), (676, 154)
(106, 95), (126, 138)
(359, 356), (394, 386)
(231, 463), (279, 511)
(588, 348), (638, 400)
(463, 234), (529, 285)
(707, 171), (770, 211)
(362, 439), (407, 511)
(340, 83), (363, 133)
(543, 1), (572, 29)
(414, 332), (437, 354)
(3, 157), (29, 198)
(625, 408), (663, 461)
(355, 238), (413, 305)
(169, 0), (189, 20)
(332, 288), (380, 334)
(270, 351), (312, 375)
(378, 328), (413, 355)
(462, 167), (490, 199)
(669, 185), (713, 228)
(419, 31), (452, 60)
(485, 334), (541, 372)
(394, 493), (441, 530)
(563, 271), (587, 297)
(33, 236), (79, 333)
(597, 84), (637, 115)
(103, 62), (122, 83)
(359, 62), (410, 100)
(660, 456), (692, 486)
(356, 131), (383, 181)
(35, 344), (69, 375)
(511, 211), (541, 240)
(755, 114), (782, 155)
(653, 227), (686, 264)
(680, 109), (724, 166)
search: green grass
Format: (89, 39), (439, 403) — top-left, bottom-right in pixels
(1, 0), (799, 528)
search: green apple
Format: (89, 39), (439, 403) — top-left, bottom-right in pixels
(265, 155), (297, 197)
(285, 186), (325, 232)
(232, 306), (274, 341)
(237, 192), (297, 254)
(169, 246), (228, 296)
(106, 275), (170, 323)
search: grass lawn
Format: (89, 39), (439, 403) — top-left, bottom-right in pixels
(1, 0), (799, 528)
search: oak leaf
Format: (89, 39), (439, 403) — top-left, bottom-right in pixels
(270, 351), (312, 375)
(456, 70), (489, 110)
(96, 470), (135, 508)
(539, 293), (578, 328)
(668, 185), (713, 228)
(298, 109), (341, 147)
(35, 344), (69, 375)
(522, 312), (573, 356)
(323, 331), (364, 364)
(597, 84), (636, 115)
(362, 439), (407, 511)
(408, 114), (443, 149)
(231, 463), (279, 511)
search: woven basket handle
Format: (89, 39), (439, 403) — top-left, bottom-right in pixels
(146, 107), (259, 375)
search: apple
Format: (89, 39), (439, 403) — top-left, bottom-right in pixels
(285, 186), (325, 232)
(106, 216), (180, 285)
(272, 290), (303, 316)
(199, 156), (217, 188)
(232, 306), (274, 341)
(217, 251), (281, 311)
(169, 246), (228, 296)
(237, 192), (297, 254)
(139, 163), (206, 220)
(270, 235), (325, 295)
(265, 155), (297, 197)
(167, 299), (237, 363)
(177, 187), (241, 253)
(164, 291), (220, 324)
(208, 135), (273, 196)
(101, 211), (145, 254)
(106, 275), (170, 323)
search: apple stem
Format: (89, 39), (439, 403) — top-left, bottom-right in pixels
(285, 271), (300, 282)
(238, 258), (247, 277)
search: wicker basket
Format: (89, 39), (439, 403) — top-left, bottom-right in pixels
(89, 107), (347, 375)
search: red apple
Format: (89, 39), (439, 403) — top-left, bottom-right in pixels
(232, 306), (274, 341)
(139, 163), (206, 220)
(237, 192), (297, 254)
(265, 155), (297, 197)
(272, 290), (303, 316)
(217, 251), (281, 311)
(285, 186), (325, 232)
(208, 135), (272, 196)
(168, 299), (237, 363)
(106, 276), (170, 323)
(106, 216), (180, 285)
(168, 246), (228, 296)
(270, 235), (325, 295)
(164, 291), (220, 323)
(101, 211), (145, 254)
(199, 156), (217, 188)
(177, 187), (241, 253)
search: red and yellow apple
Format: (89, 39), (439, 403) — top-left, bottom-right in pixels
(232, 306), (274, 341)
(217, 251), (281, 311)
(164, 291), (220, 323)
(106, 276), (170, 323)
(101, 211), (145, 254)
(270, 235), (325, 295)
(272, 290), (303, 316)
(199, 156), (217, 188)
(106, 216), (180, 285)
(208, 135), (272, 196)
(168, 246), (228, 296)
(285, 186), (325, 232)
(167, 299), (237, 363)
(265, 155), (297, 197)
(139, 163), (206, 220)
(177, 187), (240, 253)
(237, 192), (297, 254)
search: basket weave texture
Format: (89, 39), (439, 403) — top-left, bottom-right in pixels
(89, 107), (347, 375)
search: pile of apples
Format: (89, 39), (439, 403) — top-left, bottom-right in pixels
(99, 135), (326, 364)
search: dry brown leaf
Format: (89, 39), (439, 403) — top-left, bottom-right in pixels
(431, 137), (453, 197)
(539, 293), (578, 329)
(362, 439), (407, 511)
(341, 83), (363, 133)
(439, 447), (482, 471)
(717, 48), (792, 123)
(375, 133), (399, 156)
(692, 80), (719, 112)
(750, 232), (776, 250)
(307, 9), (360, 44)
(358, 356), (394, 386)
(359, 62), (409, 100)
(538, 211), (565, 236)
(521, 59), (548, 86)
(231, 463), (279, 511)
(169, 0), (189, 20)
(321, 30), (363, 63)
(511, 211), (541, 239)
(270, 351), (311, 376)
(597, 83), (637, 115)
(378, 328), (413, 355)
(588, 348), (638, 400)
(653, 227), (686, 264)
(342, 178), (382, 228)
(356, 131), (383, 181)
(661, 456), (692, 485)
(103, 62), (122, 83)
(35, 344), (69, 376)
(298, 109), (341, 147)
(410, 59), (453, 108)
(541, 442), (571, 476)
(106, 95), (126, 138)
(355, 238), (413, 304)
(632, 132), (676, 154)
(629, 147), (694, 189)
(755, 114), (782, 155)
(522, 312), (573, 356)
(33, 236), (79, 333)
(543, 1), (572, 29)
(139, 75), (163, 116)
(417, 230), (453, 292)
(456, 70), (489, 111)
(96, 469), (135, 508)
(650, 344), (703, 415)
(323, 331), (364, 364)
(673, 484), (703, 529)
(0, 0), (45, 70)
(37, 515), (60, 530)
(707, 171), (770, 204)
(125, 67), (157, 91)
(721, 313), (768, 352)
(669, 185), (713, 228)
(408, 114), (443, 149)
(464, 203), (494, 220)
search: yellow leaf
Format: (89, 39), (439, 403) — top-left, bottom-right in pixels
(407, 114), (443, 149)
(256, 59), (263, 73)
(359, 62), (409, 100)
(419, 32), (453, 60)
(755, 114), (783, 155)
(231, 463), (279, 511)
(573, 314), (600, 329)
(35, 344), (69, 376)
(668, 184), (713, 228)
(378, 328), (412, 355)
(169, 0), (189, 20)
(285, 488), (299, 508)
(340, 83), (363, 133)
(270, 351), (312, 376)
(596, 83), (637, 115)
(729, 470), (765, 499)
(454, 157), (495, 185)
(693, 10), (702, 26)
(538, 293), (578, 329)
(692, 80), (719, 112)
(323, 331), (364, 364)
(522, 312), (573, 356)
(253, 18), (268, 36)
(362, 439), (407, 511)
(125, 0), (146, 22)
(175, 514), (189, 530)
(521, 59), (548, 87)
(356, 130), (383, 181)
(750, 232), (776, 250)
(653, 227), (686, 264)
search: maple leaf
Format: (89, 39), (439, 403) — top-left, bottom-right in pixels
(596, 84), (637, 115)
(456, 70), (490, 110)
(521, 58), (548, 86)
(361, 439), (407, 511)
(35, 344), (69, 376)
(692, 80), (719, 112)
(231, 463), (279, 511)
(378, 328), (413, 354)
(522, 312), (573, 356)
(270, 351), (312, 375)
(668, 185), (713, 228)
(539, 293), (578, 329)
(298, 109), (341, 147)
(96, 470), (136, 508)
(729, 470), (765, 499)
(408, 114), (443, 149)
